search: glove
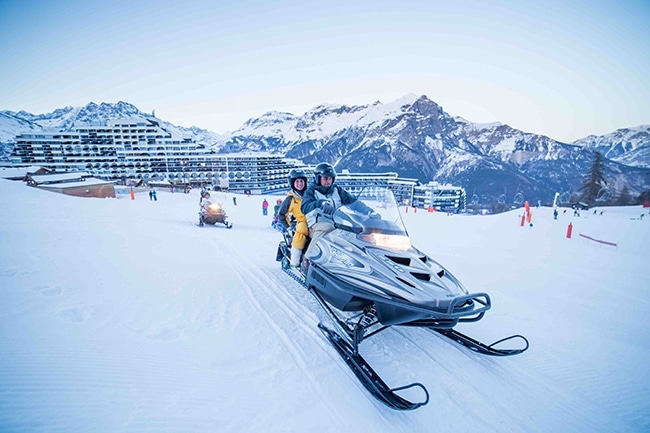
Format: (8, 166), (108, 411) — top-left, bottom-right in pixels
(321, 201), (335, 216)
(368, 211), (381, 219)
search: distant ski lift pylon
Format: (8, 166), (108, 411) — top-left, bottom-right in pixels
(559, 191), (571, 204)
(596, 186), (612, 202)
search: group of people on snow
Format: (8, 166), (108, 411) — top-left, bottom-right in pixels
(275, 162), (375, 267)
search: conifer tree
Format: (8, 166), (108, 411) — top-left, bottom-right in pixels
(614, 185), (633, 206)
(638, 189), (650, 204)
(579, 151), (607, 204)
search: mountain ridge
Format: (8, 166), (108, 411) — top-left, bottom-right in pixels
(2, 97), (649, 204)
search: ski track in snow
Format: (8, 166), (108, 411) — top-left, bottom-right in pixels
(209, 232), (407, 427)
(208, 236), (342, 414)
(200, 221), (626, 432)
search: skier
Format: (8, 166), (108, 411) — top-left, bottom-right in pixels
(277, 169), (309, 267)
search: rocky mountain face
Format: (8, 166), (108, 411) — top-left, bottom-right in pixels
(222, 95), (650, 204)
(2, 97), (649, 205)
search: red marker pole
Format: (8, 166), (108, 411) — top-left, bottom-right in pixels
(566, 222), (573, 239)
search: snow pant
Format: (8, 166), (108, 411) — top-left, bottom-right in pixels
(292, 221), (309, 250)
(305, 221), (335, 257)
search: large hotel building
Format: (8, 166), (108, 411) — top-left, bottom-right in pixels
(10, 116), (465, 211)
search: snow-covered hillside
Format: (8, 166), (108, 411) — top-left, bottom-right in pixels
(573, 125), (650, 167)
(0, 179), (649, 432)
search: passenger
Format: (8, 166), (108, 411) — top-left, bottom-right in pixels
(198, 191), (213, 226)
(301, 162), (376, 253)
(278, 169), (309, 267)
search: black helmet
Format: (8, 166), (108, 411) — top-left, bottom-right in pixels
(313, 162), (336, 185)
(288, 168), (308, 190)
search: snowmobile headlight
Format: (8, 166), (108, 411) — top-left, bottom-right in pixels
(358, 233), (411, 251)
(208, 203), (222, 212)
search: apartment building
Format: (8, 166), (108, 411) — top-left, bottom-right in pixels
(10, 117), (303, 194)
(413, 181), (467, 212)
(10, 116), (466, 211)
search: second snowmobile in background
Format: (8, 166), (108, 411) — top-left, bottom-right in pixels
(276, 187), (528, 410)
(198, 192), (232, 228)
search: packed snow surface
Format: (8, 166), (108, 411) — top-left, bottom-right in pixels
(1, 179), (649, 432)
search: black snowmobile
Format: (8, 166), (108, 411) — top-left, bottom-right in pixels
(198, 193), (232, 228)
(276, 187), (528, 410)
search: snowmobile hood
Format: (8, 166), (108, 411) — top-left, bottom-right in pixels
(306, 187), (487, 322)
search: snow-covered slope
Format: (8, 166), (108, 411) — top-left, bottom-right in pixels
(1, 179), (648, 432)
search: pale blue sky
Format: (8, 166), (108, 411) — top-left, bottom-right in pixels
(1, 0), (648, 142)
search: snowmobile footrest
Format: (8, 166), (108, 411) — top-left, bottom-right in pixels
(319, 324), (429, 410)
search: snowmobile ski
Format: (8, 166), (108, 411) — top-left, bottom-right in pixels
(431, 328), (529, 356)
(318, 324), (429, 411)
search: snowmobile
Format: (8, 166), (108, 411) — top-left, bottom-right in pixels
(276, 187), (528, 410)
(198, 194), (232, 228)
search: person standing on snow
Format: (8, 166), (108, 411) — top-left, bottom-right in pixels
(262, 198), (269, 215)
(277, 169), (308, 267)
(301, 162), (376, 253)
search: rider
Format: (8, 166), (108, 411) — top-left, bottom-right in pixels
(301, 162), (376, 252)
(277, 168), (309, 267)
(198, 191), (213, 226)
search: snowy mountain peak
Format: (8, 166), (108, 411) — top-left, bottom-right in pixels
(2, 97), (649, 203)
(221, 95), (650, 202)
(572, 124), (650, 167)
(240, 111), (298, 130)
(0, 101), (224, 147)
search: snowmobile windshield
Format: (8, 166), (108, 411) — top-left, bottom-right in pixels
(210, 192), (228, 204)
(333, 187), (412, 251)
